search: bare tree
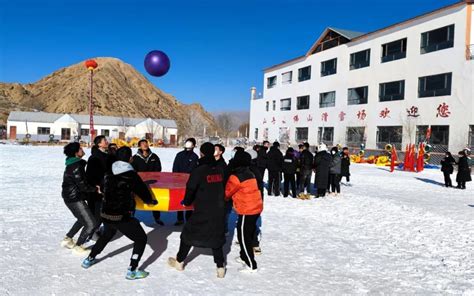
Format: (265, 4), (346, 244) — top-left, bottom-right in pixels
(400, 112), (418, 146)
(185, 109), (206, 138)
(145, 119), (160, 142)
(117, 114), (132, 139)
(217, 113), (235, 146)
(238, 122), (250, 138)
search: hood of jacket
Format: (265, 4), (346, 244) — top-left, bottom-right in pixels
(112, 161), (135, 175)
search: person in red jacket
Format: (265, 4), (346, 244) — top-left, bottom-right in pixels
(225, 150), (263, 273)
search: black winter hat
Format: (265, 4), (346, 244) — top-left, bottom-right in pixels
(200, 142), (215, 157)
(232, 150), (251, 168)
(64, 142), (81, 157)
(116, 146), (132, 162)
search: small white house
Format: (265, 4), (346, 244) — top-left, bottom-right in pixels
(6, 111), (178, 145)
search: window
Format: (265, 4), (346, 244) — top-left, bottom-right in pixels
(279, 127), (289, 143)
(254, 128), (259, 140)
(297, 95), (310, 110)
(319, 91), (336, 108)
(267, 76), (277, 88)
(469, 126), (474, 149)
(346, 127), (365, 146)
(61, 128), (71, 140)
(282, 71), (292, 84)
(418, 72), (452, 98)
(37, 127), (50, 135)
(272, 100), (276, 111)
(379, 80), (405, 101)
(80, 129), (89, 136)
(350, 49), (370, 70)
(348, 86), (368, 105)
(416, 125), (429, 144)
(430, 125), (449, 146)
(295, 127), (309, 142)
(298, 66), (311, 82)
(321, 58), (337, 76)
(263, 128), (269, 140)
(381, 38), (407, 63)
(377, 126), (402, 149)
(265, 101), (269, 112)
(318, 127), (334, 144)
(280, 98), (291, 111)
(101, 129), (110, 137)
(421, 24), (454, 54)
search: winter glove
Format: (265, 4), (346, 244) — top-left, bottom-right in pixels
(148, 200), (158, 206)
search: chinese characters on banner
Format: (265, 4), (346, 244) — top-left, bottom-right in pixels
(379, 107), (390, 118)
(406, 106), (420, 118)
(307, 114), (313, 122)
(321, 112), (328, 122)
(357, 109), (367, 120)
(263, 118), (267, 124)
(436, 103), (450, 118)
(293, 115), (299, 122)
(271, 117), (276, 124)
(338, 111), (346, 121)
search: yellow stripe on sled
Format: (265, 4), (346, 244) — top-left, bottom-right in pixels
(135, 188), (170, 211)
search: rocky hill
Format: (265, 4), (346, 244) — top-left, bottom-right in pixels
(0, 57), (217, 136)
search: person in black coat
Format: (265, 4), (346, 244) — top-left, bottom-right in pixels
(168, 142), (227, 277)
(440, 151), (455, 187)
(341, 147), (351, 183)
(131, 139), (164, 225)
(256, 141), (270, 181)
(314, 144), (331, 197)
(83, 146), (157, 280)
(61, 142), (99, 253)
(173, 138), (199, 225)
(282, 147), (297, 198)
(456, 150), (472, 189)
(266, 141), (284, 196)
(298, 142), (314, 195)
(246, 148), (264, 254)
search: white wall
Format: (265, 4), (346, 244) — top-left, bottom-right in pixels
(250, 3), (474, 152)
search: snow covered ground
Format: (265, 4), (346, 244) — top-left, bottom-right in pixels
(0, 145), (473, 295)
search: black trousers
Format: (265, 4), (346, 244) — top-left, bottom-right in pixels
(65, 200), (96, 246)
(87, 195), (103, 237)
(176, 240), (225, 268)
(152, 211), (161, 221)
(267, 171), (281, 196)
(176, 210), (193, 222)
(329, 174), (341, 193)
(283, 173), (297, 197)
(258, 167), (266, 183)
(457, 181), (466, 189)
(237, 214), (259, 270)
(89, 217), (147, 271)
(344, 175), (350, 182)
(299, 171), (312, 194)
(443, 172), (452, 187)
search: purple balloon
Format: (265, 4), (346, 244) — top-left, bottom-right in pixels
(144, 50), (170, 77)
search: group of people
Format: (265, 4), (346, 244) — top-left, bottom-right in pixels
(254, 141), (351, 198)
(60, 136), (263, 280)
(440, 150), (472, 189)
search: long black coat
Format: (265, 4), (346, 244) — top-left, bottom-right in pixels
(282, 155), (297, 175)
(250, 160), (264, 199)
(181, 157), (226, 249)
(341, 155), (351, 177)
(314, 151), (331, 189)
(266, 146), (284, 172)
(131, 149), (162, 172)
(62, 159), (97, 203)
(86, 147), (108, 186)
(299, 150), (314, 173)
(456, 156), (472, 182)
(172, 149), (199, 173)
(440, 155), (455, 174)
(256, 148), (268, 169)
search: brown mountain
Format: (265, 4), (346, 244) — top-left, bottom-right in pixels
(0, 57), (217, 136)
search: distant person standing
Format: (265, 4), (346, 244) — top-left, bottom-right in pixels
(456, 150), (472, 189)
(314, 144), (331, 198)
(440, 151), (455, 187)
(295, 144), (304, 188)
(172, 138), (199, 225)
(341, 147), (351, 185)
(298, 142), (314, 196)
(256, 141), (270, 182)
(328, 147), (342, 196)
(131, 139), (163, 225)
(266, 141), (283, 196)
(282, 147), (298, 198)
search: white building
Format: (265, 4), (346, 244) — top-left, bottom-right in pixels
(249, 0), (474, 154)
(7, 111), (178, 145)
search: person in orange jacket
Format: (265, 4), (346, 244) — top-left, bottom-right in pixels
(225, 150), (263, 273)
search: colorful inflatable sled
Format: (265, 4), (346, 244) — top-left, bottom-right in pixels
(135, 172), (193, 212)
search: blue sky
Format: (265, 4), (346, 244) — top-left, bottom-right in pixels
(0, 0), (456, 112)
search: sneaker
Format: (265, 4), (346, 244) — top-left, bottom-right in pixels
(174, 220), (184, 226)
(238, 265), (258, 273)
(60, 236), (75, 249)
(72, 245), (90, 256)
(81, 256), (97, 269)
(253, 247), (262, 255)
(155, 220), (165, 226)
(234, 256), (246, 266)
(216, 267), (226, 278)
(168, 257), (184, 271)
(126, 269), (149, 280)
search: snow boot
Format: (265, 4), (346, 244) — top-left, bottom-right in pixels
(253, 247), (262, 255)
(60, 236), (75, 249)
(216, 267), (226, 278)
(168, 257), (184, 271)
(72, 245), (90, 256)
(126, 269), (149, 280)
(81, 256), (97, 269)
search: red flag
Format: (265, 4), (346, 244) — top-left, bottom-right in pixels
(390, 145), (397, 172)
(416, 143), (425, 172)
(409, 144), (416, 172)
(403, 144), (409, 171)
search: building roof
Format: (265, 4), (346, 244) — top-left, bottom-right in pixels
(263, 0), (467, 72)
(7, 111), (178, 128)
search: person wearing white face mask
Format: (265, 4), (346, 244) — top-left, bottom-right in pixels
(328, 147), (342, 196)
(172, 138), (199, 225)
